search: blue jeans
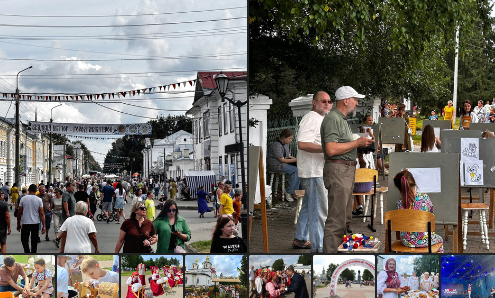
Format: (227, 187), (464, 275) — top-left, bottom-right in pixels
(281, 164), (300, 195)
(294, 177), (328, 252)
(0, 283), (22, 292)
(154, 187), (159, 197)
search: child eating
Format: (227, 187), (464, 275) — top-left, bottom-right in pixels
(27, 258), (53, 298)
(80, 257), (119, 287)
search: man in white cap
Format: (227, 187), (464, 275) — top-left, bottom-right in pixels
(292, 91), (332, 252)
(321, 86), (374, 252)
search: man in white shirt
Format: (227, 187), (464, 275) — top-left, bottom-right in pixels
(249, 266), (255, 295)
(292, 91), (332, 252)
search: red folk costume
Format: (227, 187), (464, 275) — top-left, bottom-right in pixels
(126, 273), (144, 298)
(150, 266), (164, 296)
(177, 270), (183, 284)
(164, 267), (175, 288)
(137, 263), (146, 285)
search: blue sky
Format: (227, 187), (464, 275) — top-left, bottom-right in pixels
(313, 255), (375, 276)
(249, 255), (303, 270)
(0, 0), (246, 165)
(185, 255), (242, 277)
(379, 255), (421, 275)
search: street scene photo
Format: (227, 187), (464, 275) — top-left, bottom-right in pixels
(313, 255), (374, 298)
(122, 255), (183, 298)
(249, 255), (310, 298)
(185, 255), (247, 298)
(0, 0), (247, 253)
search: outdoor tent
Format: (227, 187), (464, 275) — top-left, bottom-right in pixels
(184, 171), (216, 198)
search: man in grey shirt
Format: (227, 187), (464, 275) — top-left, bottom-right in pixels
(61, 182), (76, 222)
(321, 86), (374, 252)
(17, 184), (45, 253)
(1, 182), (10, 207)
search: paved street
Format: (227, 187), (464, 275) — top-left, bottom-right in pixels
(5, 196), (219, 253)
(315, 284), (375, 298)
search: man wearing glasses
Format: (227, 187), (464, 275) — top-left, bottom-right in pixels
(321, 86), (374, 252)
(292, 91), (332, 252)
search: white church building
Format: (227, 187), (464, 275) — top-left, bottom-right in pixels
(184, 256), (217, 287)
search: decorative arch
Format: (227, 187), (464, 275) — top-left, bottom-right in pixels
(328, 259), (375, 297)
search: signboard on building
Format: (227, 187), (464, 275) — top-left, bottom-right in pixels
(408, 117), (417, 135)
(230, 163), (235, 185)
(19, 155), (26, 176)
(218, 164), (222, 181)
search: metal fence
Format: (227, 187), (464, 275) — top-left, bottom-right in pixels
(267, 116), (303, 158)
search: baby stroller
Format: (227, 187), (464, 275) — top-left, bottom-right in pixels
(96, 198), (118, 222)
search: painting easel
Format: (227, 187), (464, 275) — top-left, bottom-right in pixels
(249, 146), (269, 252)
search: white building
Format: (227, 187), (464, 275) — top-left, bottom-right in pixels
(186, 71), (247, 186)
(185, 256), (216, 287)
(288, 263), (311, 274)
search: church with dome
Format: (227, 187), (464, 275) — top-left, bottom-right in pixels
(185, 256), (217, 287)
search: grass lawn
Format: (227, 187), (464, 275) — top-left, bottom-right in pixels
(92, 255), (115, 262)
(190, 240), (211, 253)
(411, 115), (460, 145)
(11, 255), (30, 264)
(121, 270), (152, 276)
(315, 285), (327, 289)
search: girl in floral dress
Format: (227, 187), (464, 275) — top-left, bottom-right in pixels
(393, 170), (444, 252)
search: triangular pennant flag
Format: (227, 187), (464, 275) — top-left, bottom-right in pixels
(159, 86), (162, 90)
(96, 94), (99, 99)
(87, 95), (90, 100)
(66, 96), (68, 100)
(117, 93), (121, 98)
(70, 96), (73, 100)
(183, 82), (186, 87)
(189, 80), (193, 86)
(152, 87), (156, 92)
(76, 96), (78, 100)
(132, 90), (135, 96)
(149, 87), (152, 93)
(173, 84), (176, 89)
(142, 88), (146, 94)
(121, 92), (126, 97)
(137, 90), (141, 95)
(102, 94), (105, 99)
(22, 95), (24, 99)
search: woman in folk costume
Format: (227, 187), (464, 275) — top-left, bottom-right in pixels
(400, 273), (408, 287)
(126, 272), (144, 298)
(420, 272), (433, 292)
(166, 267), (175, 288)
(265, 272), (281, 298)
(150, 266), (164, 296)
(137, 263), (146, 285)
(468, 283), (472, 298)
(377, 258), (401, 298)
(177, 270), (183, 284)
(408, 272), (419, 291)
(433, 273), (439, 289)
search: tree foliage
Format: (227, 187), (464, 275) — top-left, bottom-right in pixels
(340, 268), (356, 281)
(272, 259), (285, 271)
(298, 255), (312, 266)
(326, 263), (338, 281)
(239, 255), (248, 288)
(413, 256), (440, 276)
(362, 269), (373, 281)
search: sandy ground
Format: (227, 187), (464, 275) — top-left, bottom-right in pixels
(121, 273), (183, 298)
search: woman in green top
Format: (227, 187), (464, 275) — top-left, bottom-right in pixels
(153, 200), (191, 253)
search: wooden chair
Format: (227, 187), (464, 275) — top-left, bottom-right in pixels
(384, 209), (442, 253)
(352, 168), (378, 232)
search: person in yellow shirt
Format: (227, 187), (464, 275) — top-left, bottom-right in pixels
(145, 192), (156, 221)
(442, 100), (456, 128)
(10, 183), (18, 210)
(218, 182), (234, 216)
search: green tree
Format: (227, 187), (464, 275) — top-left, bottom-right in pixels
(298, 255), (312, 266)
(239, 255), (248, 288)
(272, 259), (285, 271)
(326, 263), (338, 281)
(362, 269), (373, 281)
(413, 256), (440, 277)
(340, 269), (356, 281)
(122, 255), (144, 271)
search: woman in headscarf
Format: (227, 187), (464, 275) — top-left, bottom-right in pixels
(420, 272), (432, 292)
(265, 271), (282, 298)
(377, 258), (401, 298)
(126, 272), (144, 298)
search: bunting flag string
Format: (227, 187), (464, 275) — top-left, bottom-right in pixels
(87, 150), (130, 159)
(58, 133), (122, 140)
(1, 78), (197, 101)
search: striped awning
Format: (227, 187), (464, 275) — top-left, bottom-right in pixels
(184, 171), (216, 198)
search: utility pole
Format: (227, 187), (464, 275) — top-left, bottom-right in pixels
(63, 144), (66, 181)
(15, 66), (32, 188)
(49, 104), (62, 185)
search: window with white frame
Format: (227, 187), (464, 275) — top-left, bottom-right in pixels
(198, 117), (202, 143)
(230, 102), (235, 133)
(223, 103), (228, 135)
(203, 110), (210, 138)
(195, 120), (198, 144)
(218, 106), (222, 137)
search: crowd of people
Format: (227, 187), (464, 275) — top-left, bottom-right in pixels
(250, 265), (309, 298)
(377, 258), (439, 298)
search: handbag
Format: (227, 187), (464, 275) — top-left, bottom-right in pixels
(132, 218), (154, 253)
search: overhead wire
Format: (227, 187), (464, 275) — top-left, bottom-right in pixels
(92, 101), (159, 119)
(0, 6), (246, 18)
(120, 102), (189, 111)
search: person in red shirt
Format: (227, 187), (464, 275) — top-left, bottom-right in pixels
(113, 181), (117, 190)
(232, 189), (242, 226)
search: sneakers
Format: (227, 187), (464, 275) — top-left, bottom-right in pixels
(285, 194), (295, 202)
(292, 238), (311, 249)
(45, 236), (50, 241)
(352, 207), (364, 216)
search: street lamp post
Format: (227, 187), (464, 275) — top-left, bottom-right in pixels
(15, 66), (32, 187)
(215, 72), (248, 241)
(48, 104), (62, 185)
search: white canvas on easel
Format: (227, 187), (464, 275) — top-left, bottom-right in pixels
(461, 138), (480, 161)
(407, 168), (441, 193)
(464, 160), (484, 186)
